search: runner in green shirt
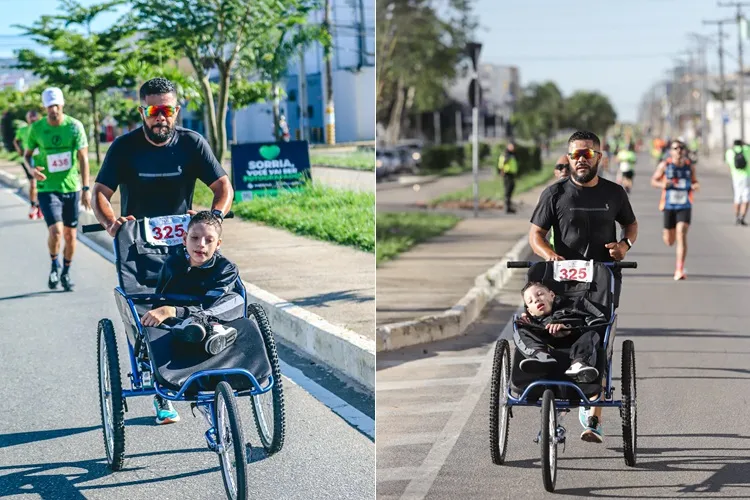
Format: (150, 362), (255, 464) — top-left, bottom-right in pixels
(13, 110), (41, 219)
(24, 87), (91, 291)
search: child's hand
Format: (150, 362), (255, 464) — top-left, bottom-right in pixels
(517, 312), (531, 324)
(141, 306), (177, 327)
(546, 323), (571, 336)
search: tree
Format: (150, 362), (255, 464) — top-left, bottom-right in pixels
(563, 91), (618, 135)
(14, 0), (137, 164)
(511, 81), (565, 142)
(376, 0), (475, 144)
(252, 22), (331, 140)
(132, 0), (316, 162)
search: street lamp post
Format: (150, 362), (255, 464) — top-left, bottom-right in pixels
(467, 41), (482, 218)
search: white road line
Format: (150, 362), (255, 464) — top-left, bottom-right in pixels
(280, 360), (375, 440)
(378, 355), (486, 369)
(377, 402), (460, 416)
(377, 467), (422, 483)
(398, 308), (521, 500)
(377, 377), (475, 391)
(376, 432), (440, 448)
(2, 186), (375, 441)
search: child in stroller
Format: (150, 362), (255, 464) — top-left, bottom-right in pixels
(516, 281), (609, 383)
(140, 210), (248, 424)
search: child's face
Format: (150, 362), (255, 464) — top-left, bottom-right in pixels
(523, 284), (555, 317)
(184, 222), (221, 266)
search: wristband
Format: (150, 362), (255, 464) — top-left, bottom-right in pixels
(620, 238), (632, 249)
(211, 209), (224, 221)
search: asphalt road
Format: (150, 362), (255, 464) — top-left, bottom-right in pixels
(0, 187), (375, 500)
(376, 152), (750, 499)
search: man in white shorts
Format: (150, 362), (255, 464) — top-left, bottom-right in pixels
(725, 139), (750, 225)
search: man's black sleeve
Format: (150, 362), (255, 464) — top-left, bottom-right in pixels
(95, 136), (124, 190)
(530, 186), (555, 230)
(192, 132), (227, 187)
(615, 185), (637, 226)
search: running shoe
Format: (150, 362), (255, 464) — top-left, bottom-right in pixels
(48, 268), (59, 289)
(60, 272), (75, 291)
(153, 396), (180, 425)
(519, 351), (557, 373)
(565, 361), (599, 383)
(674, 269), (687, 281)
(580, 415), (604, 443)
(205, 324), (238, 355)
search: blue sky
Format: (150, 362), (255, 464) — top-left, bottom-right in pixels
(474, 0), (744, 122)
(0, 0), (127, 57)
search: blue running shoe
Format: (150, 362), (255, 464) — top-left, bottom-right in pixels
(580, 415), (604, 443)
(153, 396), (180, 425)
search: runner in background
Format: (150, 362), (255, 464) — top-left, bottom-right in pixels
(14, 110), (42, 219)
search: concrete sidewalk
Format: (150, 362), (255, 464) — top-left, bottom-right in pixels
(376, 178), (553, 350)
(0, 159), (375, 389)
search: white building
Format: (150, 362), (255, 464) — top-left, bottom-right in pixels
(233, 0), (375, 144)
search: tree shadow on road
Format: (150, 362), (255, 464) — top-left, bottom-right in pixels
(0, 290), (59, 302)
(0, 446), (217, 499)
(504, 432), (750, 498)
(291, 288), (374, 308)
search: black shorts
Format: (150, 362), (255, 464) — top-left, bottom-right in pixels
(621, 171), (634, 180)
(663, 208), (691, 229)
(38, 191), (80, 228)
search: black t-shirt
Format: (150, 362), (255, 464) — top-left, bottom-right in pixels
(531, 177), (636, 263)
(96, 126), (227, 218)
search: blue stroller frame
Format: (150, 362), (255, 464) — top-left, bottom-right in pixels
(83, 213), (286, 500)
(488, 260), (637, 493)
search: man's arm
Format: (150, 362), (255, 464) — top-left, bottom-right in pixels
(92, 182), (134, 237)
(77, 147), (91, 210)
(650, 161), (667, 189)
(529, 223), (563, 261)
(208, 175), (233, 215)
(13, 136), (22, 155)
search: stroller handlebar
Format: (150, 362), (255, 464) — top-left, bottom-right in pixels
(81, 211), (235, 234)
(506, 260), (637, 269)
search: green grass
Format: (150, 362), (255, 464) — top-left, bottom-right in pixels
(194, 181), (374, 252)
(430, 161), (556, 206)
(376, 212), (461, 265)
(309, 150), (374, 171)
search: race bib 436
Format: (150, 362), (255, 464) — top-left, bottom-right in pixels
(144, 215), (190, 246)
(47, 152), (72, 173)
(553, 260), (594, 283)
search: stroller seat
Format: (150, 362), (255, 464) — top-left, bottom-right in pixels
(144, 318), (272, 394)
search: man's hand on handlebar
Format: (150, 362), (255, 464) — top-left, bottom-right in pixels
(546, 252), (565, 261)
(605, 241), (628, 261)
(106, 215), (136, 237)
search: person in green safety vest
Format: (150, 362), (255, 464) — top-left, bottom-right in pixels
(725, 139), (750, 225)
(616, 142), (638, 194)
(498, 142), (519, 214)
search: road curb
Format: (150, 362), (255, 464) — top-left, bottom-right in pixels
(0, 168), (375, 391)
(376, 233), (533, 352)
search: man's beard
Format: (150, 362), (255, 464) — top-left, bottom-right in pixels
(143, 122), (174, 144)
(572, 160), (599, 184)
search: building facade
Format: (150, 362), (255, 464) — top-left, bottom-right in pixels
(233, 0), (375, 144)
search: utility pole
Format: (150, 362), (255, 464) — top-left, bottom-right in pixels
(719, 2), (750, 141)
(704, 18), (733, 153)
(322, 0), (336, 144)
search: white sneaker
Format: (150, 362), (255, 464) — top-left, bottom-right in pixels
(565, 361), (599, 383)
